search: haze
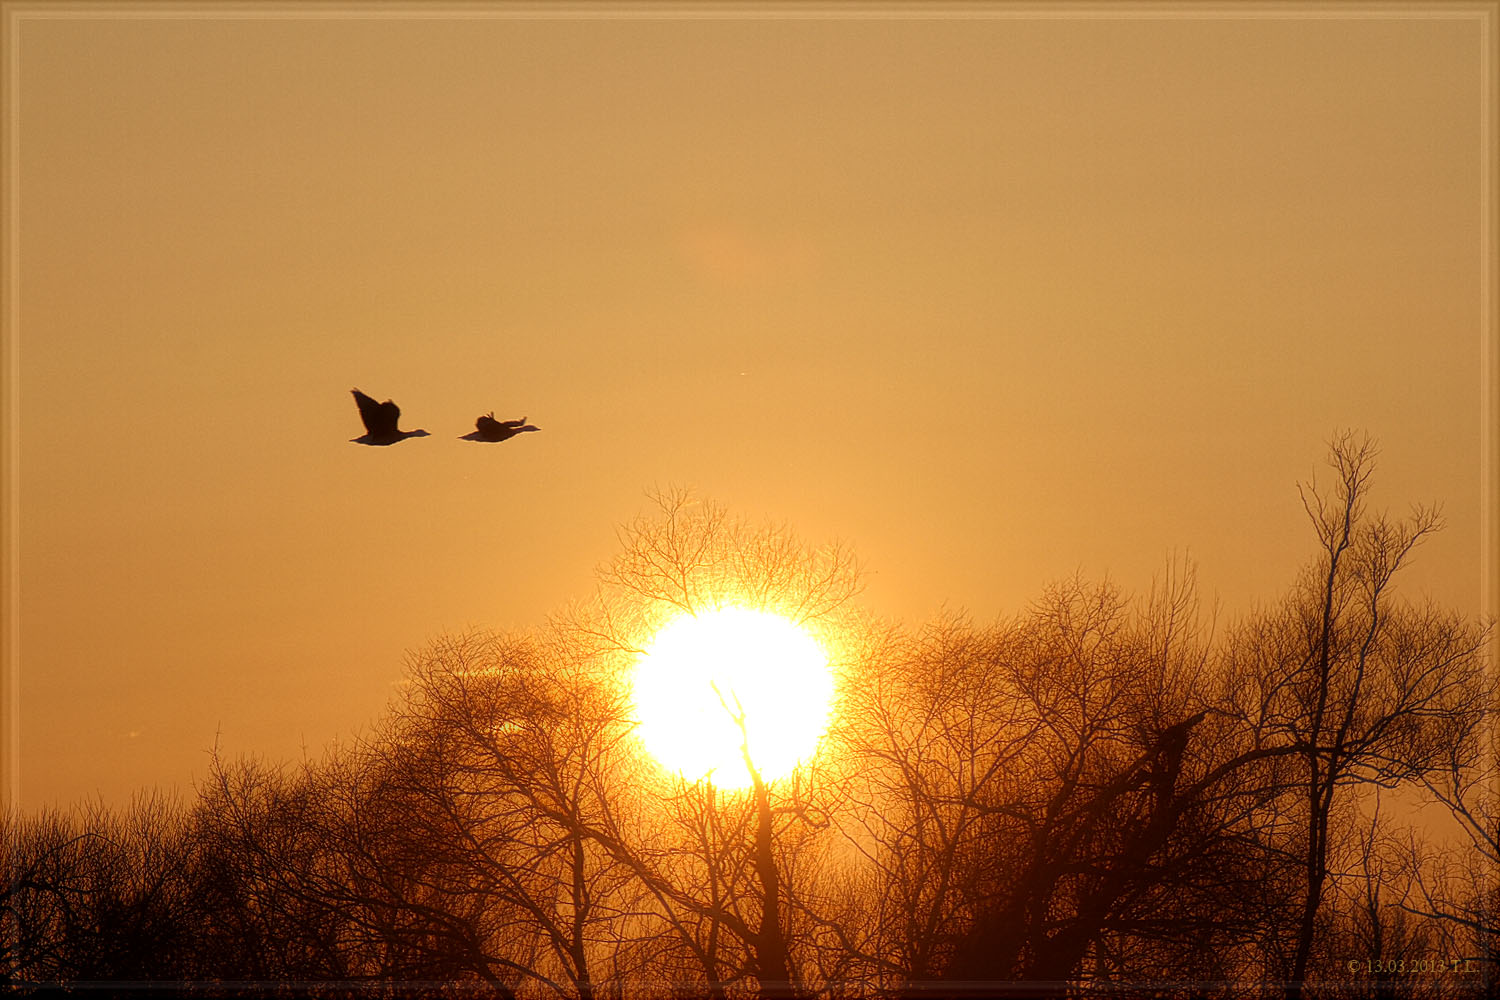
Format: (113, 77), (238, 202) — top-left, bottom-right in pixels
(5, 8), (1488, 812)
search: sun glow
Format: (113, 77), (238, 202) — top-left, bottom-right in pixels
(630, 607), (835, 789)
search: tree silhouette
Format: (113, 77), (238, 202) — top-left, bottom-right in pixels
(5, 439), (1492, 999)
(1400, 676), (1499, 989)
(547, 487), (867, 999)
(1216, 433), (1488, 996)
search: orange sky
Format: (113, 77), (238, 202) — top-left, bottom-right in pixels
(4, 6), (1493, 812)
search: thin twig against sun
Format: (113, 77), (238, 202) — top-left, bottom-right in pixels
(629, 607), (835, 790)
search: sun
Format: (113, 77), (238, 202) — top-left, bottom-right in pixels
(630, 607), (835, 789)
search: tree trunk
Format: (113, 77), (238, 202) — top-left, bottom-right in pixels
(751, 768), (793, 998)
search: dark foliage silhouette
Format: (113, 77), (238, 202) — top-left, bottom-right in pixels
(349, 388), (431, 445)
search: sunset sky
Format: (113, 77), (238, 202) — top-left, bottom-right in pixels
(5, 4), (1492, 812)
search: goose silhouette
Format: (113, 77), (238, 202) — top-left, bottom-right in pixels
(350, 389), (431, 445)
(461, 412), (540, 443)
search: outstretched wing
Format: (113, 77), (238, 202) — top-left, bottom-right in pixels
(352, 388), (400, 437)
(476, 413), (503, 435)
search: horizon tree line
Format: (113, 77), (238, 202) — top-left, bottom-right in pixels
(4, 432), (1495, 999)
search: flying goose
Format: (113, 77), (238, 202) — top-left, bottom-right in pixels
(350, 389), (431, 445)
(461, 412), (540, 443)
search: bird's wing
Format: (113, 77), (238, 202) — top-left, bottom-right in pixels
(476, 414), (502, 434)
(351, 389), (401, 437)
(352, 389), (385, 436)
(377, 400), (402, 436)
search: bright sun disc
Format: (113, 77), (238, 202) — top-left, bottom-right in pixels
(631, 607), (834, 789)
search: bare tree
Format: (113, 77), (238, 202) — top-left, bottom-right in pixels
(376, 628), (655, 999)
(1399, 679), (1499, 992)
(10, 443), (1487, 1000)
(1215, 433), (1489, 998)
(318, 491), (871, 1000)
(551, 488), (868, 999)
(929, 570), (1287, 993)
(832, 615), (1037, 987)
(2, 792), (200, 989)
(1308, 795), (1470, 1000)
(830, 562), (1288, 995)
(195, 749), (415, 992)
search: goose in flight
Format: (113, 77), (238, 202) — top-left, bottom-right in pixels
(461, 412), (540, 443)
(350, 389), (431, 445)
